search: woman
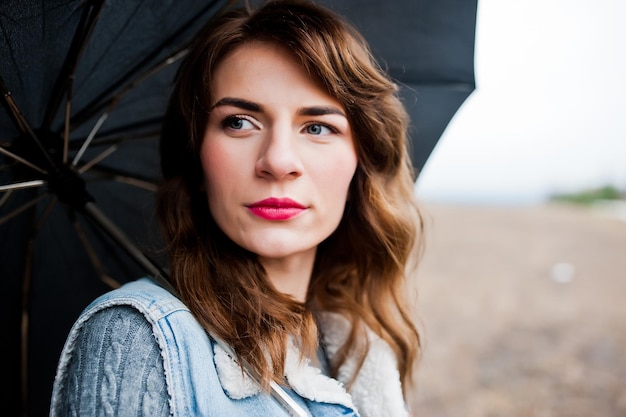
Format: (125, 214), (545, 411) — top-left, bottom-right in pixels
(50, 0), (423, 416)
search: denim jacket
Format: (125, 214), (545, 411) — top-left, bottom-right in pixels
(50, 278), (408, 417)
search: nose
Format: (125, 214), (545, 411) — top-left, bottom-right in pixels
(255, 126), (303, 180)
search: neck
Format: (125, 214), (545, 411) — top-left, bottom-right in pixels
(259, 250), (316, 302)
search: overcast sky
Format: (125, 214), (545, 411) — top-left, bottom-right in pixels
(414, 0), (626, 205)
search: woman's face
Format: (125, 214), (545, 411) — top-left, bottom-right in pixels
(200, 41), (357, 290)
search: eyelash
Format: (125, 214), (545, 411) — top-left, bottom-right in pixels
(219, 115), (339, 135)
(220, 115), (255, 130)
(303, 121), (339, 134)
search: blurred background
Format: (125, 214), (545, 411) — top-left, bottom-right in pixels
(410, 0), (626, 415)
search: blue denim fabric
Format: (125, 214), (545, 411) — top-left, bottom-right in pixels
(50, 278), (359, 417)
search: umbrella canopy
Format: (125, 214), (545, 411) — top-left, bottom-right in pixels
(0, 0), (476, 416)
(0, 1), (232, 415)
(316, 0), (477, 172)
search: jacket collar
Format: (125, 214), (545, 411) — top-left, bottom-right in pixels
(214, 340), (356, 410)
(213, 312), (408, 417)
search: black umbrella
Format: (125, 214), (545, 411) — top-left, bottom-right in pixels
(0, 0), (477, 416)
(1, 1), (232, 416)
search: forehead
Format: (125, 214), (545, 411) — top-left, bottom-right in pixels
(213, 41), (302, 85)
(210, 41), (341, 109)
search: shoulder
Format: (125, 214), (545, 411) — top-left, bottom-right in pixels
(75, 303), (155, 344)
(51, 278), (181, 383)
(51, 278), (220, 415)
(72, 303), (165, 375)
(58, 277), (193, 355)
(72, 277), (212, 360)
(50, 304), (171, 416)
(84, 277), (188, 319)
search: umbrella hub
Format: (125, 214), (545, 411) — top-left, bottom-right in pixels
(47, 166), (93, 211)
(11, 128), (94, 209)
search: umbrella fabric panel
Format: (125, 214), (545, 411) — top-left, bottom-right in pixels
(316, 0), (477, 173)
(0, 0), (82, 138)
(322, 0), (477, 84)
(401, 83), (476, 172)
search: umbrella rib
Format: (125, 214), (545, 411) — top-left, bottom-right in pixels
(0, 193), (49, 226)
(67, 117), (162, 151)
(76, 127), (161, 149)
(83, 201), (171, 288)
(16, 194), (56, 415)
(71, 112), (109, 167)
(116, 49), (190, 98)
(69, 47), (188, 130)
(85, 165), (159, 192)
(0, 189), (12, 208)
(34, 195), (58, 232)
(70, 215), (121, 289)
(0, 145), (48, 175)
(77, 145), (118, 174)
(0, 76), (30, 134)
(43, 0), (106, 129)
(62, 79), (74, 164)
(396, 78), (476, 92)
(0, 180), (46, 193)
(0, 76), (55, 169)
(106, 174), (158, 193)
(21, 234), (35, 416)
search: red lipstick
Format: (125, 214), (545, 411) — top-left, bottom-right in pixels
(246, 197), (306, 220)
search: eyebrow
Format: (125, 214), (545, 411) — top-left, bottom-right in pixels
(297, 106), (346, 117)
(210, 97), (262, 112)
(210, 97), (345, 117)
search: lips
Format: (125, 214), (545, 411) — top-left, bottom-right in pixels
(246, 197), (307, 220)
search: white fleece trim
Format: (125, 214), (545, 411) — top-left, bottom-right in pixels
(213, 340), (355, 411)
(317, 312), (409, 417)
(283, 338), (355, 410)
(213, 344), (260, 399)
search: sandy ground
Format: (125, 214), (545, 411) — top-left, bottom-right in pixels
(408, 202), (626, 417)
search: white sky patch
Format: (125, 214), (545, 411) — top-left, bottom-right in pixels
(415, 0), (626, 204)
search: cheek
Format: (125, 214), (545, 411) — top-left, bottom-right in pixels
(200, 141), (237, 206)
(319, 152), (358, 201)
(203, 132), (246, 172)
